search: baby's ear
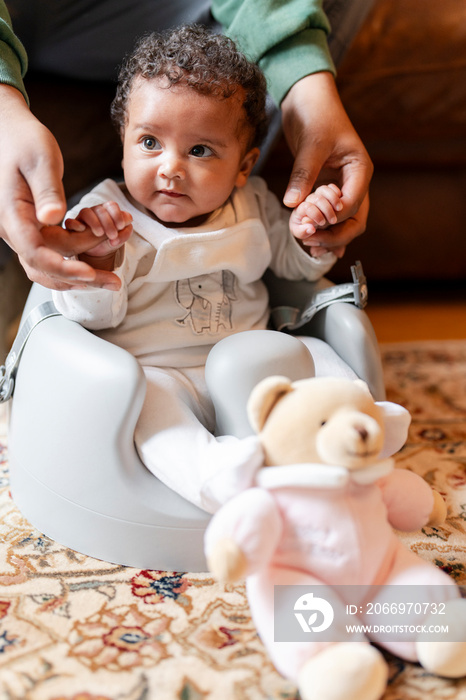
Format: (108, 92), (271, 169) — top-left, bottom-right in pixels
(235, 147), (260, 188)
(247, 375), (293, 433)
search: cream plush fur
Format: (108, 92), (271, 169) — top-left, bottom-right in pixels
(205, 377), (466, 700)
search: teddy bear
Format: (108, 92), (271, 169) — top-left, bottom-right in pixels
(204, 376), (466, 700)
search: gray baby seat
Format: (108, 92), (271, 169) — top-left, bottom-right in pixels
(2, 262), (385, 571)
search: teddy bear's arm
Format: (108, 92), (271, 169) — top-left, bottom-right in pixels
(207, 538), (249, 583)
(379, 468), (446, 531)
(204, 487), (282, 581)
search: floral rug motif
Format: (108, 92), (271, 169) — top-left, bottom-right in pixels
(1, 340), (466, 700)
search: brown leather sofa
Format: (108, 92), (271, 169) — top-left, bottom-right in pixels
(265, 0), (466, 283)
(334, 0), (466, 282)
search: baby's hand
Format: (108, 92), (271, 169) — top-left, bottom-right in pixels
(290, 183), (343, 258)
(65, 201), (133, 270)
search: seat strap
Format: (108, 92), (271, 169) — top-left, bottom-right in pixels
(270, 261), (368, 332)
(0, 301), (61, 403)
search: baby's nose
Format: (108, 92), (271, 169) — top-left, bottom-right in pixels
(159, 152), (185, 179)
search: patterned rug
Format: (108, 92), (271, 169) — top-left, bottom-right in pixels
(1, 340), (466, 700)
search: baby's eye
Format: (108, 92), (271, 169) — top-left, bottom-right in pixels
(190, 144), (213, 158)
(142, 137), (161, 151)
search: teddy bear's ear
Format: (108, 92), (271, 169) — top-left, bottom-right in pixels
(247, 375), (293, 433)
(353, 379), (372, 396)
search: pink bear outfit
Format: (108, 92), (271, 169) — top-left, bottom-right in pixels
(204, 460), (459, 682)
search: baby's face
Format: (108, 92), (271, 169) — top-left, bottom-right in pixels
(121, 77), (259, 226)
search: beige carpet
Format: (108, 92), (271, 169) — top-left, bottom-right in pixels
(1, 340), (466, 700)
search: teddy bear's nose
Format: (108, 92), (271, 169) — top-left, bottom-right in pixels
(355, 425), (369, 442)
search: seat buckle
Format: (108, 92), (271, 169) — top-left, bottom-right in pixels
(270, 261), (368, 332)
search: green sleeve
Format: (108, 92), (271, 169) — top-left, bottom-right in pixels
(211, 0), (335, 105)
(0, 1), (28, 100)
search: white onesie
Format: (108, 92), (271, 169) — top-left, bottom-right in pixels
(53, 176), (353, 512)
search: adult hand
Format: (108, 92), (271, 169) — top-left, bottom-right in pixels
(0, 85), (121, 290)
(281, 72), (373, 257)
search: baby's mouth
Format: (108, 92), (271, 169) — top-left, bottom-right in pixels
(159, 189), (185, 198)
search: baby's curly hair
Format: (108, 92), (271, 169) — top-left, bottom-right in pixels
(111, 24), (268, 149)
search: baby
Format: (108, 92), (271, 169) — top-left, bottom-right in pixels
(53, 25), (351, 512)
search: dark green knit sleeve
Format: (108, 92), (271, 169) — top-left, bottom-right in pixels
(211, 0), (335, 105)
(0, 1), (28, 99)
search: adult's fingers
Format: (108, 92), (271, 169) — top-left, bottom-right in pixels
(25, 142), (67, 226)
(19, 251), (121, 291)
(336, 153), (373, 218)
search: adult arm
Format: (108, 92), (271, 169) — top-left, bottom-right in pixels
(212, 0), (373, 255)
(281, 72), (372, 254)
(0, 3), (120, 289)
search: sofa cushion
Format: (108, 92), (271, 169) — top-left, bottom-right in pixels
(337, 0), (466, 165)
